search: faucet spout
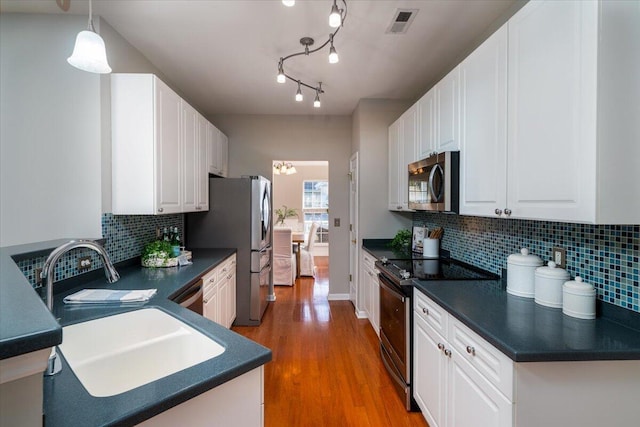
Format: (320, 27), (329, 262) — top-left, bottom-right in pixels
(40, 239), (119, 375)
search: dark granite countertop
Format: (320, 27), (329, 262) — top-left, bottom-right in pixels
(362, 239), (640, 362)
(1, 243), (271, 426)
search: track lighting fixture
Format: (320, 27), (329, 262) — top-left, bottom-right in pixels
(67, 0), (112, 74)
(276, 0), (347, 108)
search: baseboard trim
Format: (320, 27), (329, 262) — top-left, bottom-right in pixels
(355, 310), (368, 319)
(327, 293), (350, 301)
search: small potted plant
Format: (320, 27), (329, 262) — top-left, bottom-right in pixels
(275, 205), (298, 226)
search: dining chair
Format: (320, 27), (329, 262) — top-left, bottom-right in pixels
(299, 222), (319, 277)
(273, 228), (296, 286)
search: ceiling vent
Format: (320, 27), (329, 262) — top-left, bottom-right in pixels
(386, 9), (419, 34)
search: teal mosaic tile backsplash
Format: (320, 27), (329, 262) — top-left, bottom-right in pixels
(413, 212), (639, 313)
(17, 213), (184, 287)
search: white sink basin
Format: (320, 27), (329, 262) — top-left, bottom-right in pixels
(58, 308), (225, 397)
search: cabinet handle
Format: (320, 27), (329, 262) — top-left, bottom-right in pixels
(203, 299), (208, 304)
(158, 208), (164, 213)
(195, 206), (202, 210)
(504, 208), (512, 217)
(422, 307), (429, 315)
(444, 349), (452, 358)
(437, 343), (445, 351)
(397, 206), (402, 210)
(494, 208), (502, 216)
(227, 274), (233, 279)
(466, 345), (476, 356)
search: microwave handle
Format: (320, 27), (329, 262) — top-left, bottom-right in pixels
(428, 164), (442, 202)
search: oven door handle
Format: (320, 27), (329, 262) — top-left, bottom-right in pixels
(378, 275), (405, 303)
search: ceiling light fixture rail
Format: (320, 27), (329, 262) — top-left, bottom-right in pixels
(276, 0), (348, 108)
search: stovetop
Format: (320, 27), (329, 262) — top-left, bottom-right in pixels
(375, 253), (499, 284)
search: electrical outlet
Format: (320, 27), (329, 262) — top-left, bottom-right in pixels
(35, 267), (43, 286)
(78, 256), (92, 271)
(552, 247), (566, 268)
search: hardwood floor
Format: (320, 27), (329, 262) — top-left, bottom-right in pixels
(233, 257), (428, 427)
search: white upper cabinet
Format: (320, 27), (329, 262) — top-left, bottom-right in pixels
(460, 0), (639, 224)
(435, 66), (460, 153)
(388, 108), (416, 212)
(418, 88), (436, 159)
(112, 74), (182, 215)
(112, 73), (217, 215)
(207, 125), (228, 178)
(196, 113), (209, 211)
(182, 100), (198, 212)
(218, 131), (229, 178)
(388, 119), (402, 210)
(459, 26), (508, 217)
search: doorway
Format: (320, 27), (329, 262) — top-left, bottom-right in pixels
(272, 160), (329, 285)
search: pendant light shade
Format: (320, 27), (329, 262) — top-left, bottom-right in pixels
(67, 30), (112, 74)
(277, 62), (286, 83)
(295, 81), (303, 102)
(329, 1), (342, 28)
(282, 0), (295, 6)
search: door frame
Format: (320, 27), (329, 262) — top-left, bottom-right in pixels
(349, 152), (359, 309)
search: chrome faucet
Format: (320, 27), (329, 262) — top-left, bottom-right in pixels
(41, 240), (120, 376)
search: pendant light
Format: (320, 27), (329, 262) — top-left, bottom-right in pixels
(295, 81), (303, 102)
(328, 34), (339, 64)
(314, 83), (322, 108)
(282, 0), (295, 7)
(67, 0), (112, 74)
(277, 61), (286, 83)
(329, 0), (342, 28)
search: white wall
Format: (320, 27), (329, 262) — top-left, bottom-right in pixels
(212, 114), (351, 297)
(0, 14), (102, 246)
(352, 99), (413, 241)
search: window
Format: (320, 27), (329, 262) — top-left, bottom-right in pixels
(302, 180), (329, 244)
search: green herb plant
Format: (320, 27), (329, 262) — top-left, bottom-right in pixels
(389, 229), (412, 253)
(141, 240), (173, 267)
(275, 205), (299, 226)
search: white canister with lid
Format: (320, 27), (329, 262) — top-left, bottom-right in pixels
(534, 261), (570, 308)
(507, 248), (543, 298)
(563, 277), (596, 319)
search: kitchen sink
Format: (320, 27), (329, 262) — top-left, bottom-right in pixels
(58, 308), (225, 397)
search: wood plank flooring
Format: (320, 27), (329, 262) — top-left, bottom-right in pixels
(233, 257), (428, 427)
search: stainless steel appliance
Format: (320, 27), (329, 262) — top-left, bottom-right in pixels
(408, 151), (460, 212)
(186, 176), (272, 326)
(375, 254), (498, 411)
(171, 279), (203, 315)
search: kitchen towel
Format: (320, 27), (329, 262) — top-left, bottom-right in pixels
(63, 289), (157, 304)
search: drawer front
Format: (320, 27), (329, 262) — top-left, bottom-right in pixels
(202, 269), (216, 291)
(449, 317), (513, 400)
(414, 290), (448, 337)
(362, 252), (376, 270)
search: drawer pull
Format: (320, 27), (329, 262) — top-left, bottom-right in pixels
(422, 307), (429, 315)
(466, 345), (476, 356)
(437, 343), (445, 351)
(444, 349), (452, 358)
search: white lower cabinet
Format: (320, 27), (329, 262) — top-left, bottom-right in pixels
(413, 290), (513, 427)
(202, 254), (237, 328)
(138, 366), (264, 427)
(359, 251), (379, 336)
(413, 289), (640, 427)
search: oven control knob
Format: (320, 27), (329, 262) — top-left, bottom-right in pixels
(380, 257), (388, 264)
(400, 271), (411, 279)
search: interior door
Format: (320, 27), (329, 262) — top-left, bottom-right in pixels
(349, 153), (359, 307)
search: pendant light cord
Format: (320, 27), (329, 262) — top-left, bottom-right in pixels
(87, 0), (95, 32)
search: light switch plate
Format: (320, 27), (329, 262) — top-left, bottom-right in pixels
(334, 218), (340, 227)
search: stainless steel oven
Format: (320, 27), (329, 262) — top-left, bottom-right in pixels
(378, 269), (413, 411)
(408, 151), (459, 212)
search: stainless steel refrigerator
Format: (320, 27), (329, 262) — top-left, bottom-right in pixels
(185, 176), (272, 326)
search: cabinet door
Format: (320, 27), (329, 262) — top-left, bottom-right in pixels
(402, 105), (418, 165)
(447, 349), (512, 427)
(218, 277), (229, 327)
(207, 123), (219, 176)
(203, 282), (218, 322)
(362, 266), (372, 320)
(196, 114), (209, 211)
(155, 78), (182, 214)
(181, 101), (198, 212)
(436, 66), (460, 152)
(507, 0), (597, 222)
(371, 270), (380, 337)
(418, 88), (436, 159)
(219, 132), (229, 178)
(459, 25), (508, 217)
(414, 314), (447, 427)
(388, 120), (402, 210)
(228, 269), (236, 327)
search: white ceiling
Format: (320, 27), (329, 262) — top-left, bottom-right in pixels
(1, 0), (518, 116)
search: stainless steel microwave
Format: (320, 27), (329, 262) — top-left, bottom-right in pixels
(408, 151), (459, 212)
